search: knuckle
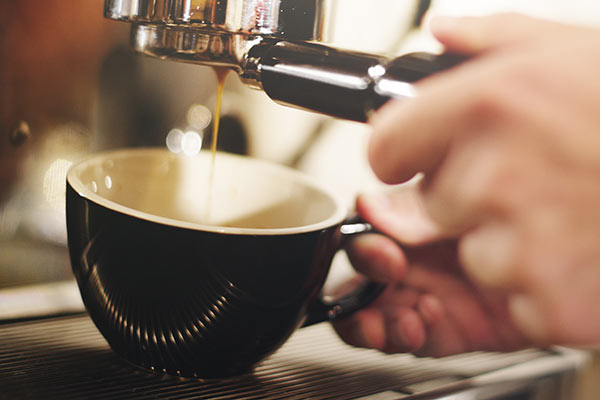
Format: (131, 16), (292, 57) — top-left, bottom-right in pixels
(458, 225), (521, 289)
(469, 155), (518, 213)
(368, 134), (403, 184)
(467, 81), (516, 127)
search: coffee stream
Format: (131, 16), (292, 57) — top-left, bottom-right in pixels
(204, 67), (229, 223)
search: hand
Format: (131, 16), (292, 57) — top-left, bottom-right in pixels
(367, 13), (600, 346)
(333, 189), (527, 356)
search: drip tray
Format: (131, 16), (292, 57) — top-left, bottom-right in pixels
(0, 314), (586, 399)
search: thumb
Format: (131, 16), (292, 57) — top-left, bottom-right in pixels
(356, 188), (446, 246)
(430, 13), (566, 54)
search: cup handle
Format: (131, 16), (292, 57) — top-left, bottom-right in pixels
(302, 216), (388, 327)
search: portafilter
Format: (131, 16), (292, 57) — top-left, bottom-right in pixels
(105, 0), (461, 122)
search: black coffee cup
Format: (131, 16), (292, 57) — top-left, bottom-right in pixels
(66, 148), (384, 378)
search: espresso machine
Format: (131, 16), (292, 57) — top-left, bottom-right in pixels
(104, 0), (461, 122)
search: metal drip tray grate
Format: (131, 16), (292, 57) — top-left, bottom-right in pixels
(0, 314), (585, 399)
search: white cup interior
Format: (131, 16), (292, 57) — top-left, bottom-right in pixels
(67, 148), (346, 234)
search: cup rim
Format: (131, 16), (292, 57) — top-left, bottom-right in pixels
(67, 147), (347, 236)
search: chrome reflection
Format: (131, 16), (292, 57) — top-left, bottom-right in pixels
(76, 233), (249, 376)
(104, 175), (113, 189)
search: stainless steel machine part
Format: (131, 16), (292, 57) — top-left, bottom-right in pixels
(104, 0), (327, 68)
(0, 309), (588, 399)
(104, 0), (458, 122)
(104, 0), (327, 40)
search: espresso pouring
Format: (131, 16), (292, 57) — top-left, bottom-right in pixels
(204, 67), (229, 223)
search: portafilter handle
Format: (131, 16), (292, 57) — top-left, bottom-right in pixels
(242, 41), (465, 122)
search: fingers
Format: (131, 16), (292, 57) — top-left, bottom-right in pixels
(458, 222), (519, 289)
(332, 308), (387, 350)
(356, 190), (444, 245)
(421, 127), (525, 232)
(404, 266), (501, 351)
(384, 307), (426, 354)
(414, 294), (469, 357)
(332, 291), (427, 353)
(368, 95), (453, 184)
(508, 294), (551, 344)
(333, 264), (526, 356)
(345, 233), (406, 282)
(368, 13), (570, 187)
(368, 51), (500, 185)
(345, 186), (449, 282)
(333, 290), (469, 357)
(430, 13), (565, 54)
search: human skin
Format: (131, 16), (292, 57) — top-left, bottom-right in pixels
(333, 13), (600, 355)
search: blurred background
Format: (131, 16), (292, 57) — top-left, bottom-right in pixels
(2, 1), (600, 397)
